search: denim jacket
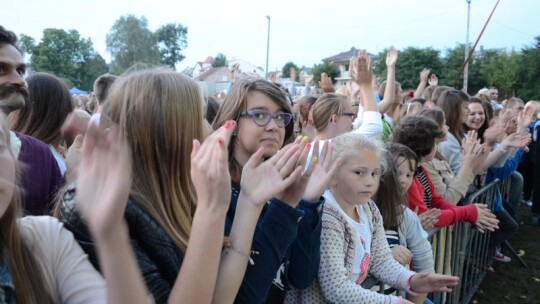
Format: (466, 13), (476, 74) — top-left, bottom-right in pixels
(225, 184), (323, 304)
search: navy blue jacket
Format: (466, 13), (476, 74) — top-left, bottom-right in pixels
(225, 184), (323, 304)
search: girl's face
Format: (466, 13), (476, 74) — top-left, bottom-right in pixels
(234, 91), (287, 163)
(461, 101), (469, 124)
(466, 103), (485, 131)
(331, 149), (381, 207)
(395, 156), (415, 193)
(0, 128), (15, 218)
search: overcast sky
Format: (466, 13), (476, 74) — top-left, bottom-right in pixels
(2, 0), (538, 72)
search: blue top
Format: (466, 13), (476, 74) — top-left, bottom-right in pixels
(485, 149), (524, 211)
(225, 184), (323, 304)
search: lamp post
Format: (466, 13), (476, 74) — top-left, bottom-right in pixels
(266, 15), (270, 80)
(463, 0), (471, 92)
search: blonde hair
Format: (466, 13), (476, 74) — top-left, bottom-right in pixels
(106, 69), (203, 252)
(330, 132), (386, 173)
(312, 93), (348, 131)
(0, 113), (54, 303)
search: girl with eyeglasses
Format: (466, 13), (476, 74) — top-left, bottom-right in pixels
(212, 79), (338, 303)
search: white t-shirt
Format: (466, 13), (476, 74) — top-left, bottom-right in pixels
(346, 205), (372, 284)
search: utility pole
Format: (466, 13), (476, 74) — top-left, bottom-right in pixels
(463, 0), (471, 92)
(266, 15), (271, 80)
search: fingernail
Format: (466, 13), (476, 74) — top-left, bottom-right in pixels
(312, 156), (318, 164)
(224, 121), (231, 129)
(303, 135), (310, 141)
(218, 138), (224, 145)
(297, 135), (303, 141)
(306, 143), (311, 148)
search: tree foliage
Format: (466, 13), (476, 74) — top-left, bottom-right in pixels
(212, 53), (227, 67)
(516, 37), (540, 101)
(440, 44), (484, 94)
(312, 61), (340, 87)
(106, 15), (188, 74)
(24, 28), (107, 90)
(375, 47), (442, 89)
(281, 62), (299, 78)
(156, 23), (188, 68)
(479, 49), (520, 98)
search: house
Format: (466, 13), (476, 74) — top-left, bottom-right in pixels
(227, 57), (266, 79)
(322, 47), (375, 88)
(194, 67), (231, 95)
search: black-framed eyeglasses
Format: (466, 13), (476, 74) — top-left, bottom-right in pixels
(239, 110), (293, 128)
(341, 112), (356, 121)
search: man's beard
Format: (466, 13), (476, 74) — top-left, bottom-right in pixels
(0, 85), (30, 113)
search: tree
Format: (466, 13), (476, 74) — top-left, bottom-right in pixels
(479, 49), (520, 98)
(19, 34), (35, 54)
(24, 28), (107, 90)
(311, 61), (340, 87)
(106, 15), (162, 74)
(281, 62), (299, 78)
(212, 53), (227, 67)
(441, 44), (485, 94)
(375, 47), (442, 89)
(156, 23), (188, 68)
(516, 36), (540, 101)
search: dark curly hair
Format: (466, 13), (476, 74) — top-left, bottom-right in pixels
(0, 25), (21, 52)
(390, 115), (444, 158)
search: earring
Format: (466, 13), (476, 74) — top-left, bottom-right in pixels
(232, 131), (237, 137)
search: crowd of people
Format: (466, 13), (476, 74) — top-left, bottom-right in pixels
(0, 24), (538, 303)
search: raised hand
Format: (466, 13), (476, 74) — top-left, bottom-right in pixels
(386, 46), (398, 68)
(409, 272), (459, 293)
(290, 67), (297, 82)
(419, 68), (430, 83)
(517, 105), (534, 130)
(428, 74), (439, 86)
(353, 50), (373, 86)
(240, 142), (304, 208)
(501, 131), (532, 149)
(416, 207), (441, 231)
(474, 204), (499, 233)
(302, 141), (340, 202)
(483, 124), (505, 146)
(391, 245), (413, 266)
(191, 120), (236, 213)
(76, 120), (132, 239)
(318, 73), (335, 93)
(304, 74), (314, 87)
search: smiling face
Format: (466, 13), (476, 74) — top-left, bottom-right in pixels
(233, 91), (286, 165)
(466, 102), (486, 131)
(331, 148), (381, 208)
(0, 119), (15, 218)
(0, 44), (28, 114)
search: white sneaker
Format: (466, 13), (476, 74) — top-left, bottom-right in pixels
(493, 249), (511, 263)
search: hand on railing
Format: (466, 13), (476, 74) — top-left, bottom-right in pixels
(416, 207), (441, 231)
(409, 272), (459, 293)
(474, 204), (499, 233)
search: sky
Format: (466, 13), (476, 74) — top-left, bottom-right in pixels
(2, 0), (538, 73)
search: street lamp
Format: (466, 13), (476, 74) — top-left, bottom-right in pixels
(266, 15), (270, 80)
(463, 0), (471, 92)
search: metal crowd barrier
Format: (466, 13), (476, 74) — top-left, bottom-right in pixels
(427, 179), (499, 304)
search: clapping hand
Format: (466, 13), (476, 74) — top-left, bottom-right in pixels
(77, 120), (132, 239)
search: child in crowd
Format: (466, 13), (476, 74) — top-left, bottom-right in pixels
(375, 143), (436, 304)
(286, 132), (458, 304)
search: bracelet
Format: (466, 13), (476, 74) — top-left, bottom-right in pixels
(223, 243), (260, 265)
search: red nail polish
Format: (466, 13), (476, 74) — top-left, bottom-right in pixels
(224, 121), (230, 129)
(306, 143), (311, 148)
(218, 138), (224, 145)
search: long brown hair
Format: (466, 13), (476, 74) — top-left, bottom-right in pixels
(106, 70), (203, 252)
(212, 79), (294, 183)
(0, 113), (54, 304)
(437, 89), (469, 141)
(9, 72), (73, 148)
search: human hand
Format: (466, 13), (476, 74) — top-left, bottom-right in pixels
(474, 204), (499, 233)
(352, 50), (373, 86)
(391, 245), (413, 266)
(304, 75), (314, 86)
(62, 110), (91, 147)
(318, 73), (335, 93)
(428, 74), (438, 86)
(517, 105), (534, 129)
(386, 46), (398, 68)
(501, 132), (532, 150)
(302, 141), (340, 202)
(290, 67), (297, 82)
(483, 124), (505, 146)
(76, 121), (132, 239)
(409, 272), (459, 293)
(240, 142), (304, 208)
(419, 68), (430, 83)
(461, 133), (484, 174)
(191, 120), (236, 213)
(346, 80), (361, 102)
(416, 207), (441, 231)
(65, 134), (84, 183)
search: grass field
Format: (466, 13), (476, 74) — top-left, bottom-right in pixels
(473, 205), (540, 304)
